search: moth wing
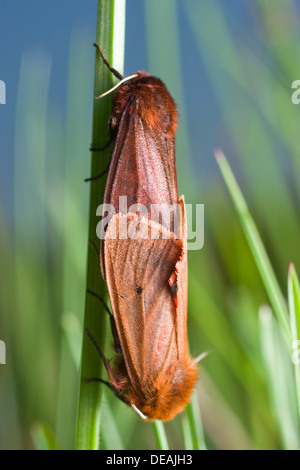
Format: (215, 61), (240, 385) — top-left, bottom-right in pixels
(103, 111), (178, 214)
(172, 195), (189, 358)
(101, 108), (179, 281)
(103, 212), (183, 388)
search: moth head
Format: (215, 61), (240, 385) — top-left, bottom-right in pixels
(113, 72), (178, 137)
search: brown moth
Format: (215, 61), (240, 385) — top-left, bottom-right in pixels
(92, 45), (198, 421)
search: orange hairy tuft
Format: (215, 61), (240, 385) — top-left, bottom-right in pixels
(114, 357), (198, 422)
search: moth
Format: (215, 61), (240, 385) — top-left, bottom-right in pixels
(90, 45), (198, 421)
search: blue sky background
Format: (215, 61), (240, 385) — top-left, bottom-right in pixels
(0, 0), (249, 222)
(0, 1), (149, 220)
(1, 1), (298, 225)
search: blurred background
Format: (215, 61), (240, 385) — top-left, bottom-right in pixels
(1, 0), (300, 450)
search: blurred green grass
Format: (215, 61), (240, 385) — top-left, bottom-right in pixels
(1, 0), (300, 449)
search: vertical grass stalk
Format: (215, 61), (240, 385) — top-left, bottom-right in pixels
(184, 390), (206, 450)
(75, 0), (125, 450)
(288, 264), (300, 424)
(215, 150), (291, 345)
(152, 421), (169, 450)
(259, 305), (299, 449)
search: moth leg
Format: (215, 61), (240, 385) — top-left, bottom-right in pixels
(88, 238), (99, 256)
(84, 165), (109, 182)
(86, 290), (122, 354)
(84, 377), (112, 387)
(86, 243), (121, 352)
(93, 43), (123, 81)
(84, 376), (127, 403)
(85, 328), (122, 392)
(87, 289), (111, 317)
(90, 135), (114, 152)
(85, 140), (112, 182)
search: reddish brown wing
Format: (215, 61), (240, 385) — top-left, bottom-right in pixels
(103, 212), (183, 390)
(101, 109), (178, 279)
(103, 107), (178, 215)
(171, 196), (189, 359)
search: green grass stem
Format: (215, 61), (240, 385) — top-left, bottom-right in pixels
(75, 0), (126, 450)
(215, 150), (291, 345)
(288, 264), (300, 424)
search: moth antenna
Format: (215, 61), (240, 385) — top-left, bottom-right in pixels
(93, 43), (123, 80)
(193, 349), (213, 364)
(95, 74), (139, 100)
(131, 403), (147, 420)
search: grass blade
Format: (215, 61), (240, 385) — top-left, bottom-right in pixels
(288, 263), (300, 422)
(215, 150), (291, 345)
(152, 421), (169, 450)
(184, 390), (206, 450)
(75, 0), (126, 450)
(259, 306), (299, 449)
